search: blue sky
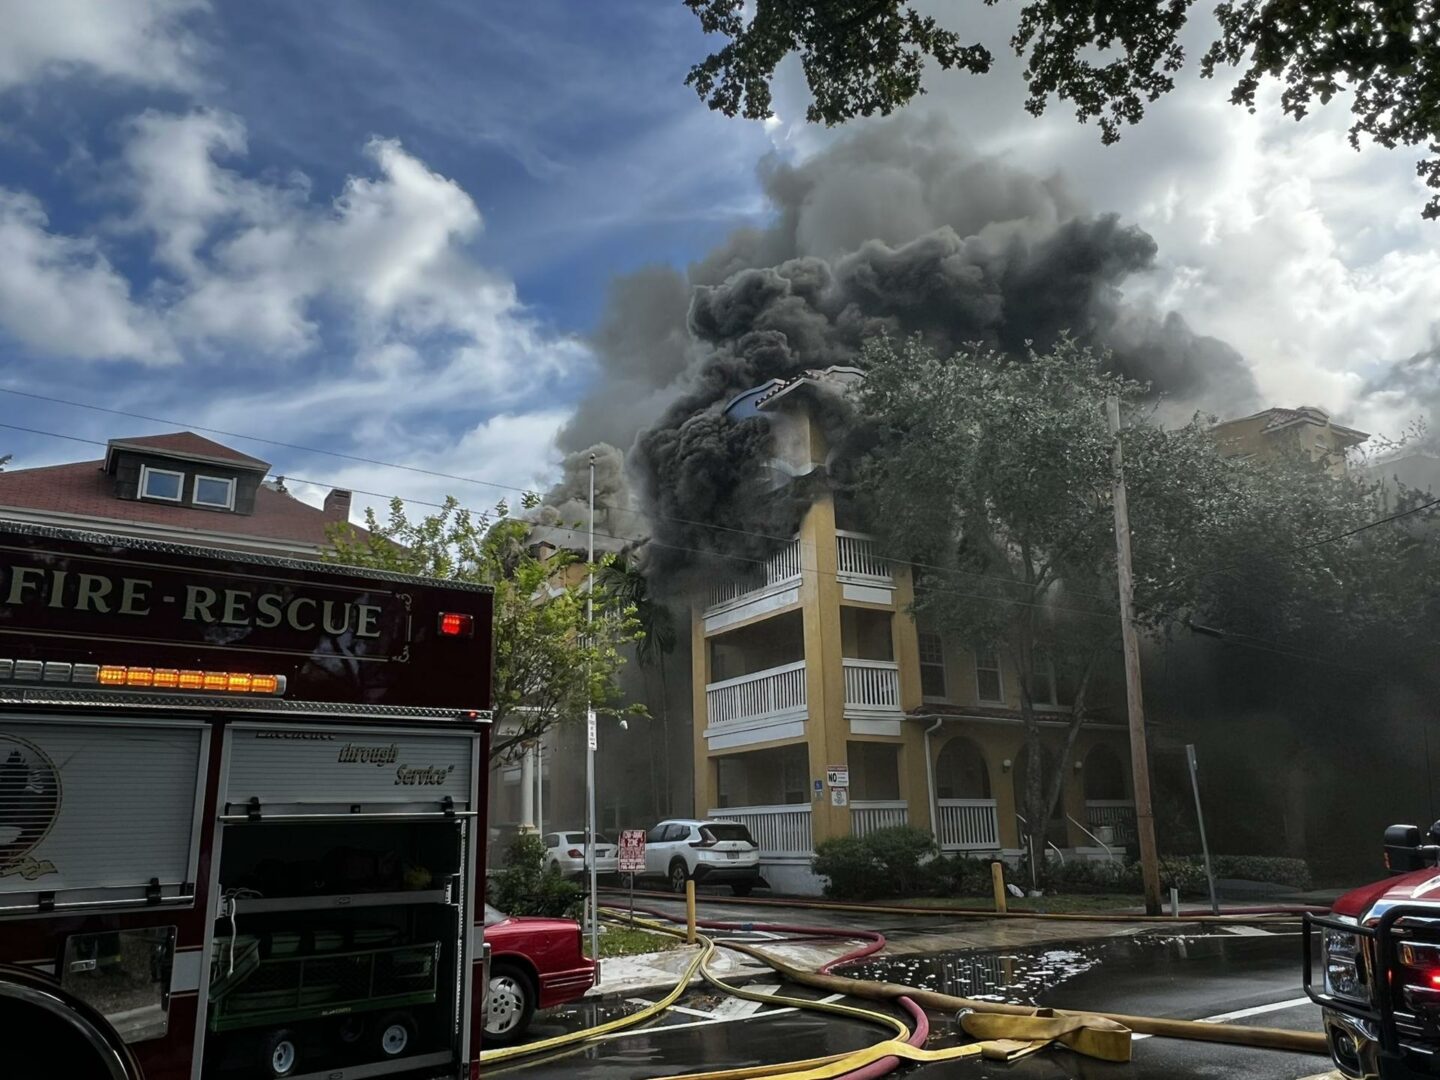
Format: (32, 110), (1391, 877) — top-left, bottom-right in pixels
(0, 0), (774, 514)
(1, 0), (1436, 520)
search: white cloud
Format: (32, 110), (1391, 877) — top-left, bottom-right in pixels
(0, 189), (174, 361)
(282, 408), (572, 528)
(761, 5), (1440, 435)
(0, 0), (206, 92)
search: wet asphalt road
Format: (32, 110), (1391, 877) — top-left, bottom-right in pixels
(496, 910), (1332, 1080)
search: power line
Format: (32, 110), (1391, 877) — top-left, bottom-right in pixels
(0, 385), (1123, 603)
(0, 421), (1126, 623)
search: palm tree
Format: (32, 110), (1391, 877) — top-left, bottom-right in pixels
(601, 556), (678, 819)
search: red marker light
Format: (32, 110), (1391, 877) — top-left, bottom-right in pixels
(438, 612), (474, 638)
(1429, 972), (1440, 988)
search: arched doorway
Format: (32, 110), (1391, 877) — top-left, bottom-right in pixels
(1083, 744), (1134, 845)
(936, 737), (990, 800)
(1012, 744), (1066, 850)
(933, 737), (998, 849)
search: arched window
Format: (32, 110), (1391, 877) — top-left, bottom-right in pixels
(1083, 745), (1128, 801)
(936, 737), (991, 800)
(1013, 743), (1066, 847)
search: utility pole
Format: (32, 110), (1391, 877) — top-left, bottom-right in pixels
(585, 453), (600, 969)
(1108, 396), (1163, 915)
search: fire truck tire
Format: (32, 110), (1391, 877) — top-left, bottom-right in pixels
(336, 1014), (366, 1045)
(0, 966), (141, 1080)
(484, 962), (535, 1046)
(375, 1010), (417, 1058)
(261, 1028), (300, 1078)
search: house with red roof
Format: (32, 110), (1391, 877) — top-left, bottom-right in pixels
(0, 432), (360, 557)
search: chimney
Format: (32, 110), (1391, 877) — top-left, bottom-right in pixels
(323, 489), (352, 523)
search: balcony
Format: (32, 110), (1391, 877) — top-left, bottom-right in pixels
(843, 658), (901, 735)
(709, 804), (814, 859)
(1085, 800), (1136, 845)
(851, 800), (908, 838)
(703, 539), (803, 633)
(704, 661), (807, 749)
(836, 531), (893, 604)
(936, 798), (1001, 851)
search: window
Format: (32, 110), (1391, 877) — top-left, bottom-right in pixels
(192, 474), (235, 510)
(1029, 648), (1058, 706)
(975, 647), (1003, 703)
(139, 466), (184, 502)
(918, 631), (946, 698)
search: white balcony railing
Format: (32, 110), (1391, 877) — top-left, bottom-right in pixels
(1085, 800), (1136, 844)
(709, 804), (814, 857)
(836, 530), (892, 582)
(851, 800), (908, 837)
(843, 658), (901, 713)
(937, 798), (1001, 850)
(706, 538), (803, 610)
(706, 660), (807, 727)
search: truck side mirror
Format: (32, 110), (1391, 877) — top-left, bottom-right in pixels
(1385, 824), (1425, 873)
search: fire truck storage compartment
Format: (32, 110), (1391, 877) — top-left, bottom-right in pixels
(0, 715), (206, 914)
(206, 725), (476, 1079)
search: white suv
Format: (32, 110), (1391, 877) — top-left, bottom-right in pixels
(642, 818), (762, 896)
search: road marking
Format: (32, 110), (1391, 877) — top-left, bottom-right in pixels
(626, 997), (718, 1019)
(1195, 996), (1313, 1023)
(1131, 996), (1314, 1040)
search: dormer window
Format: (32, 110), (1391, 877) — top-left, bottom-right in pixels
(139, 465), (184, 502)
(193, 475), (236, 510)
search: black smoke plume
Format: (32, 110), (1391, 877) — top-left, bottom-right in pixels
(554, 116), (1259, 580)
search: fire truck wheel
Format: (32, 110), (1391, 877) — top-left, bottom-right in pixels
(261, 1029), (299, 1077)
(336, 1014), (365, 1044)
(375, 1010), (416, 1058)
(484, 962), (535, 1045)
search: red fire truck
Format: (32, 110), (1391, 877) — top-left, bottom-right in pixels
(0, 521), (494, 1080)
(1306, 822), (1440, 1079)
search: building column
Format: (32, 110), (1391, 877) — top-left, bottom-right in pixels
(519, 743), (536, 833)
(801, 493), (851, 847)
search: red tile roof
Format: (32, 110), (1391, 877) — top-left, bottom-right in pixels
(0, 459), (353, 550)
(106, 431), (269, 470)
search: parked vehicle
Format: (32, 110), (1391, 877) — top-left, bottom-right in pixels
(641, 819), (762, 896)
(542, 831), (619, 879)
(1305, 820), (1440, 1078)
(481, 903), (595, 1045)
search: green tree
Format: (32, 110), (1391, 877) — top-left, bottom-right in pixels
(601, 556), (680, 818)
(325, 496), (645, 762)
(684, 0), (1440, 219)
(853, 334), (1439, 871)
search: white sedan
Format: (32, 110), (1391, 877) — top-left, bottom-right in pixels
(542, 831), (619, 879)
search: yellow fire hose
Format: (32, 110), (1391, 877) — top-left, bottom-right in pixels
(482, 907), (1327, 1078)
(611, 910), (1134, 1080)
(716, 936), (1329, 1057)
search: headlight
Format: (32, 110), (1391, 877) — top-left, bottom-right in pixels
(1325, 928), (1365, 1000)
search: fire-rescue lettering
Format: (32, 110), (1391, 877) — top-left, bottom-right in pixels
(395, 764), (455, 786)
(1, 564), (383, 638)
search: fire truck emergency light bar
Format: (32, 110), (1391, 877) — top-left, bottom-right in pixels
(0, 658), (286, 695)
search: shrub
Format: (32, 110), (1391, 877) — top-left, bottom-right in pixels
(937, 854), (1004, 896)
(1211, 855), (1313, 890)
(862, 827), (938, 896)
(813, 835), (882, 900)
(488, 833), (583, 918)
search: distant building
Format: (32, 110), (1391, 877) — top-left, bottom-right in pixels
(0, 431), (358, 556)
(1212, 406), (1368, 473)
(690, 368), (1131, 895)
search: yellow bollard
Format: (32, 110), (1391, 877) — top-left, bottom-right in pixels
(685, 878), (697, 943)
(991, 861), (1007, 914)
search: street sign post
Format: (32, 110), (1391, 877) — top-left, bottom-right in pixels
(619, 829), (646, 922)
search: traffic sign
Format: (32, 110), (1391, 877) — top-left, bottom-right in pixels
(618, 828), (646, 873)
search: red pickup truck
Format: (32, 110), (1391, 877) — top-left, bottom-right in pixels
(1306, 823), (1440, 1079)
